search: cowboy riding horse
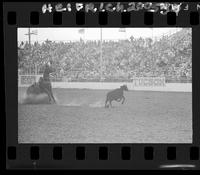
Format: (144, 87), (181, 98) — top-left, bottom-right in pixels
(26, 60), (56, 104)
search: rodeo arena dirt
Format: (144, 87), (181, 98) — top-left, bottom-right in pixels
(18, 28), (192, 143)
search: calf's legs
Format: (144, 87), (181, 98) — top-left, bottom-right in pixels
(105, 99), (113, 108)
(105, 99), (108, 108)
(121, 96), (125, 104)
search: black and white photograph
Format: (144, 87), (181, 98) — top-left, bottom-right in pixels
(18, 27), (192, 143)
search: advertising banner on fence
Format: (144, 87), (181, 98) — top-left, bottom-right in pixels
(132, 77), (166, 87)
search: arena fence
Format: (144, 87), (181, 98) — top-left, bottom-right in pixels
(132, 77), (165, 87)
(18, 75), (192, 92)
(18, 74), (43, 86)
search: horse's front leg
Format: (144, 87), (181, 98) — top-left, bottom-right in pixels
(42, 83), (55, 103)
(41, 87), (53, 103)
(46, 89), (54, 103)
(48, 84), (56, 103)
(49, 90), (56, 103)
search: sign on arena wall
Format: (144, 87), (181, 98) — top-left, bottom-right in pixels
(18, 75), (43, 86)
(132, 77), (166, 87)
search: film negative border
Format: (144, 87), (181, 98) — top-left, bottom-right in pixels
(3, 2), (200, 170)
(4, 2), (200, 27)
(6, 145), (200, 169)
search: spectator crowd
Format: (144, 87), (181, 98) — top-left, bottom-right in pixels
(18, 28), (192, 83)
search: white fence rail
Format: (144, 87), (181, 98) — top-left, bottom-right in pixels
(51, 82), (191, 92)
(18, 75), (192, 92)
(18, 74), (43, 87)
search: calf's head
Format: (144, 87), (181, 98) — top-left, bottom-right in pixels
(120, 84), (128, 91)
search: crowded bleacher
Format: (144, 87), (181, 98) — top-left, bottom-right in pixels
(18, 28), (192, 83)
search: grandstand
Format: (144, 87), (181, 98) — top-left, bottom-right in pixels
(18, 28), (192, 84)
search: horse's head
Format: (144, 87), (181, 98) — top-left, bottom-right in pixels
(120, 84), (128, 91)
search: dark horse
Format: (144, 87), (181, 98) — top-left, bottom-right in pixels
(26, 61), (56, 104)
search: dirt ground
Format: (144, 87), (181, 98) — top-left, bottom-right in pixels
(18, 88), (192, 143)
